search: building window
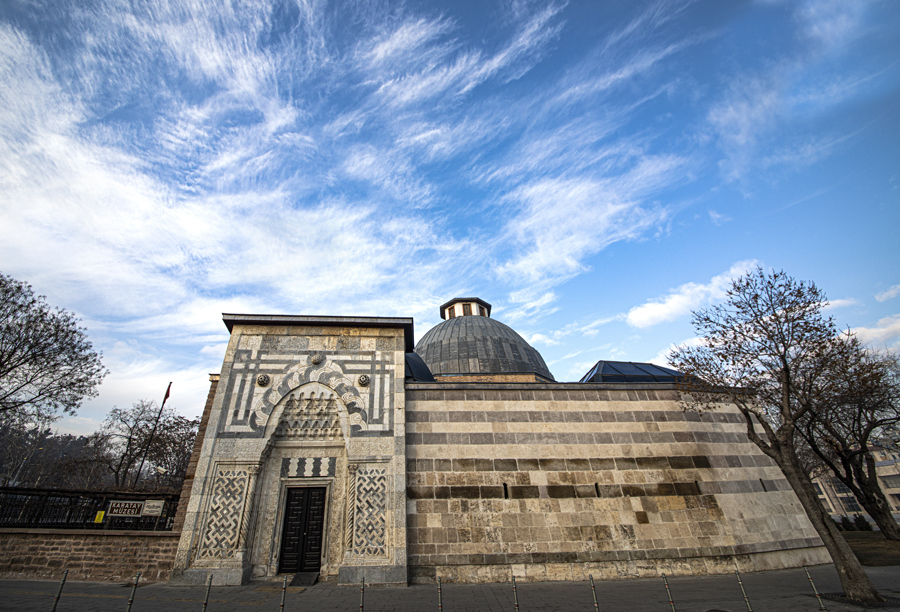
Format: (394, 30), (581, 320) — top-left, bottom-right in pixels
(448, 306), (456, 318)
(832, 480), (852, 494)
(840, 496), (861, 512)
(881, 474), (900, 489)
(463, 303), (472, 316)
(813, 482), (823, 495)
(479, 306), (486, 316)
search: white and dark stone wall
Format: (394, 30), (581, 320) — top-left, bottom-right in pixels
(173, 319), (410, 586)
(404, 383), (830, 584)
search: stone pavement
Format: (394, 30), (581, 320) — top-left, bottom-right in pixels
(2, 564), (899, 611)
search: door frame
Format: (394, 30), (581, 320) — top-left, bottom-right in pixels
(271, 478), (332, 575)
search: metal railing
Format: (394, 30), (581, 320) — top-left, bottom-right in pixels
(0, 486), (179, 531)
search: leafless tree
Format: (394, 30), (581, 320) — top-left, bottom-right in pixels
(93, 400), (198, 490)
(796, 347), (900, 539)
(0, 273), (107, 418)
(0, 412), (111, 489)
(144, 413), (199, 491)
(669, 267), (883, 604)
(0, 412), (58, 486)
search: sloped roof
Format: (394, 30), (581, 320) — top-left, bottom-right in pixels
(579, 361), (684, 384)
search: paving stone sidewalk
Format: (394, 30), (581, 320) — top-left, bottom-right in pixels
(2, 564), (899, 611)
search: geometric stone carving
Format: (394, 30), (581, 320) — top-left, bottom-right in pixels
(274, 391), (343, 440)
(281, 457), (337, 478)
(352, 466), (387, 557)
(196, 467), (249, 559)
(222, 351), (398, 438)
(346, 464), (357, 551)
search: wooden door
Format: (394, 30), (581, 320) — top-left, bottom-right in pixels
(278, 487), (326, 573)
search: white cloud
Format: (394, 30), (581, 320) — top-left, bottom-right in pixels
(822, 298), (859, 310)
(366, 5), (564, 108)
(648, 336), (703, 369)
(341, 145), (434, 204)
(526, 333), (561, 346)
(708, 76), (783, 181)
(579, 314), (627, 337)
(626, 260), (758, 328)
(497, 155), (684, 286)
(876, 284), (900, 302)
(795, 0), (871, 49)
(704, 0), (881, 184)
(761, 130), (859, 171)
(854, 315), (900, 350)
(567, 360), (600, 382)
(363, 17), (456, 70)
(708, 209), (730, 225)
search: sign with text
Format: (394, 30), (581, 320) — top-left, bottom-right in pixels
(107, 500), (144, 516)
(141, 499), (165, 517)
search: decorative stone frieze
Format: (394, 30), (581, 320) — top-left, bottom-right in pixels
(172, 317), (409, 586)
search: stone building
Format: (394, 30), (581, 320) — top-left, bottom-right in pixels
(811, 439), (900, 520)
(172, 298), (830, 586)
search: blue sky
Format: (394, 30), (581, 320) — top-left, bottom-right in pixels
(1, 0), (898, 434)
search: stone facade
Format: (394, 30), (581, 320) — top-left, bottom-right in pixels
(404, 383), (829, 583)
(0, 529), (179, 581)
(170, 305), (830, 587)
(173, 316), (410, 586)
(172, 373), (219, 533)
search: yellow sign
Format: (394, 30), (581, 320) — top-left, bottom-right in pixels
(94, 511), (105, 523)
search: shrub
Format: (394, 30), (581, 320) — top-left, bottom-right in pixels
(853, 514), (873, 531)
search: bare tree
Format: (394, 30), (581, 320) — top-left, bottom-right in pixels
(144, 414), (200, 491)
(93, 400), (198, 490)
(93, 400), (158, 488)
(0, 273), (107, 418)
(797, 347), (900, 539)
(669, 267), (883, 604)
(0, 413), (113, 489)
(0, 412), (58, 486)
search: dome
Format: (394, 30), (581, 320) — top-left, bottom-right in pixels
(415, 314), (554, 381)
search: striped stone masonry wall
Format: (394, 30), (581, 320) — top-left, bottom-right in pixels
(404, 383), (829, 584)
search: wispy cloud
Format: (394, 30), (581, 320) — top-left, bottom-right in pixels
(626, 260), (758, 328)
(362, 4), (564, 108)
(2, 0), (896, 427)
(708, 209), (730, 225)
(497, 155), (685, 287)
(876, 284), (900, 302)
(795, 0), (872, 49)
(706, 0), (877, 183)
(708, 75), (783, 181)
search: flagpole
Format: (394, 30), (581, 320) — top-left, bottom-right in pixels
(132, 382), (172, 489)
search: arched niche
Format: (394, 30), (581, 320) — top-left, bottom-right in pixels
(251, 359), (368, 435)
(263, 381), (361, 444)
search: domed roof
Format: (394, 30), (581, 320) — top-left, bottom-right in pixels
(415, 314), (554, 380)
